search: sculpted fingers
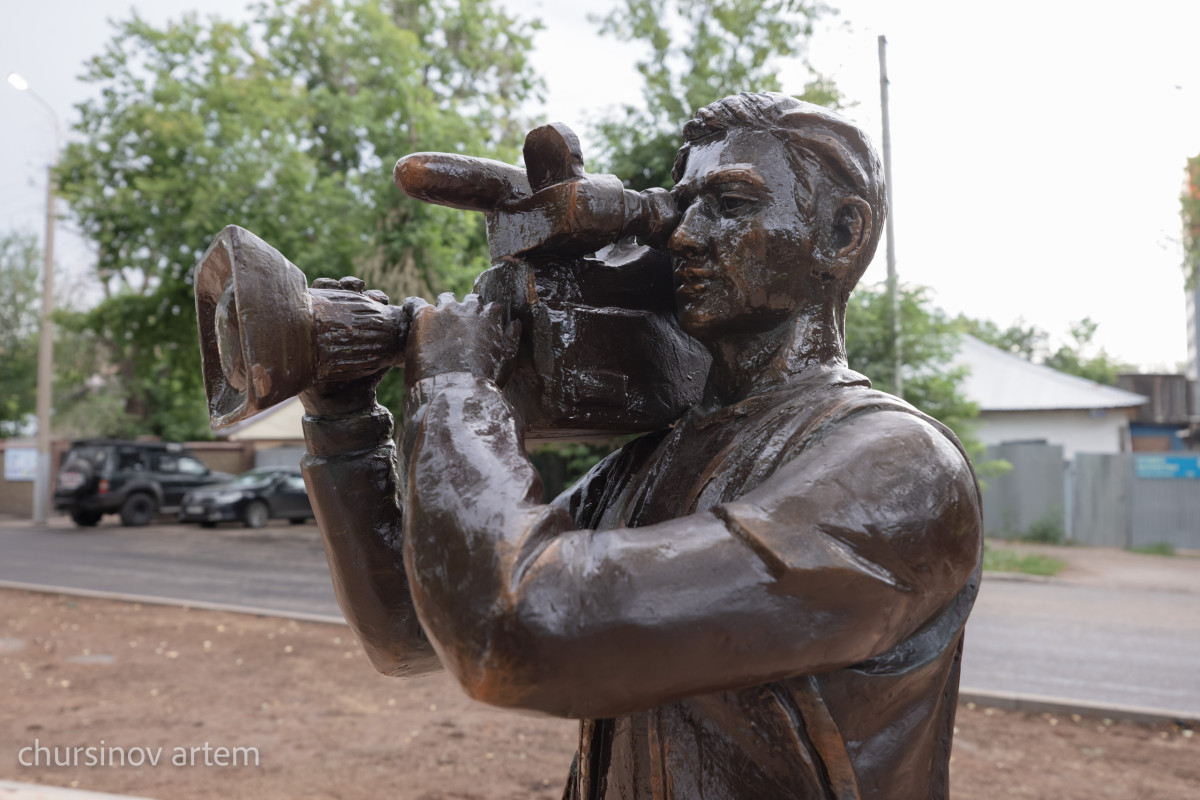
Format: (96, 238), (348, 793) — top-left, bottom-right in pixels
(405, 296), (434, 321)
(405, 295), (520, 387)
(310, 276), (389, 307)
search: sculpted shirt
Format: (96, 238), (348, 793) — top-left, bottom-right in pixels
(302, 362), (982, 800)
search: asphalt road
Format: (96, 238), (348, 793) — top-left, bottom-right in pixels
(2, 518), (1198, 716)
(963, 578), (1200, 716)
(0, 518), (338, 618)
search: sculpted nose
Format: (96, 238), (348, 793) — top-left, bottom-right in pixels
(669, 203), (708, 256)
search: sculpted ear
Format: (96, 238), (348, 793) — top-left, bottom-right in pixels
(832, 197), (872, 265)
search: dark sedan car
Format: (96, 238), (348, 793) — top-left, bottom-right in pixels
(179, 468), (313, 528)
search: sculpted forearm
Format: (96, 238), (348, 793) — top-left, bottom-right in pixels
(403, 382), (981, 719)
(302, 407), (439, 677)
(401, 374), (573, 690)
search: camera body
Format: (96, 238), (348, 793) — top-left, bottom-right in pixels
(195, 228), (708, 439)
(195, 124), (709, 438)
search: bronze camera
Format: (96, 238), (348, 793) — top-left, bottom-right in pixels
(195, 125), (709, 439)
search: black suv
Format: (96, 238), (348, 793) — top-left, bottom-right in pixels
(53, 440), (230, 527)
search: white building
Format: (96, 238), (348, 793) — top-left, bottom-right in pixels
(952, 335), (1147, 458)
(216, 396), (306, 469)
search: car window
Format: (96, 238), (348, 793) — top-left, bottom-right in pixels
(177, 456), (208, 476)
(230, 471), (277, 488)
(154, 454), (179, 473)
(284, 475), (306, 491)
(67, 447), (109, 469)
(117, 450), (146, 471)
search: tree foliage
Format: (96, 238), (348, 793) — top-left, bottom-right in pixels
(957, 315), (1129, 386)
(1183, 153), (1200, 291)
(1041, 318), (1129, 386)
(846, 282), (978, 438)
(954, 316), (1046, 362)
(591, 0), (842, 189)
(845, 282), (1019, 482)
(0, 231), (42, 436)
(56, 0), (541, 439)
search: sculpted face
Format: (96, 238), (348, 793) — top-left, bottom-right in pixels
(669, 128), (828, 343)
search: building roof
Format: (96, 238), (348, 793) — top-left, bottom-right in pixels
(952, 335), (1148, 412)
(216, 396), (305, 441)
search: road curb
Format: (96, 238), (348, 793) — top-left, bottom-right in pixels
(0, 580), (344, 626)
(0, 780), (154, 800)
(980, 570), (1059, 584)
(3, 580), (1196, 728)
(958, 688), (1198, 726)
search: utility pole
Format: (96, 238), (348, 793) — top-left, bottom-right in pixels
(34, 164), (57, 524)
(9, 73), (59, 525)
(878, 35), (902, 399)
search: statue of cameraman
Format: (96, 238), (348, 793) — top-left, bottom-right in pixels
(299, 92), (982, 800)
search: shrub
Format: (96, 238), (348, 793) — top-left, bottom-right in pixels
(1022, 508), (1064, 545)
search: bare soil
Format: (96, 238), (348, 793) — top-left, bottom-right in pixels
(1, 589), (1196, 799)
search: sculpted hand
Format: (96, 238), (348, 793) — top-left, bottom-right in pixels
(394, 123), (678, 260)
(298, 277), (413, 417)
(404, 293), (521, 389)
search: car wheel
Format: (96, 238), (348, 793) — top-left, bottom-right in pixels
(200, 521), (217, 529)
(70, 509), (102, 527)
(119, 493), (158, 527)
(243, 500), (269, 529)
(288, 518), (308, 525)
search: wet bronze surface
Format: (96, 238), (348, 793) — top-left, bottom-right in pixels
(196, 92), (983, 799)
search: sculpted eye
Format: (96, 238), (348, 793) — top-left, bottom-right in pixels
(718, 194), (753, 215)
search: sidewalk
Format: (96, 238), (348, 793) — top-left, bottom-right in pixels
(986, 538), (1200, 595)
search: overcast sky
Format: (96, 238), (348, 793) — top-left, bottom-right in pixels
(3, 0), (1198, 370)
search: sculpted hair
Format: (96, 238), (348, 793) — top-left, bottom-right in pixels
(672, 92), (888, 290)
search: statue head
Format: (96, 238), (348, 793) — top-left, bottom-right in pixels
(668, 92), (886, 342)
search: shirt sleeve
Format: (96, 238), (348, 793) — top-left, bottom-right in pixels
(401, 373), (982, 719)
(301, 404), (439, 677)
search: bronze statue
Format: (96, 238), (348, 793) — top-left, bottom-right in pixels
(196, 92), (982, 799)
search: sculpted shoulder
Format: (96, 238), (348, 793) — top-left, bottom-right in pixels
(724, 400), (983, 602)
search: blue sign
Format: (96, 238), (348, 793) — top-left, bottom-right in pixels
(3, 447), (37, 481)
(1135, 455), (1200, 480)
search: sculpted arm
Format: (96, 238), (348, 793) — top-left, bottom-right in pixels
(401, 344), (982, 718)
(297, 289), (439, 677)
(301, 407), (439, 677)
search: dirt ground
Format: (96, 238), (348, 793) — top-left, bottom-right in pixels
(1, 589), (1196, 800)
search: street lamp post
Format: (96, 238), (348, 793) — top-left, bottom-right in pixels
(8, 72), (60, 526)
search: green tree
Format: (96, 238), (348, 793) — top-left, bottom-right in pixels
(0, 231), (42, 436)
(50, 310), (145, 440)
(954, 316), (1046, 361)
(1042, 317), (1128, 386)
(56, 0), (541, 439)
(846, 282), (979, 439)
(1182, 153), (1200, 290)
(957, 314), (1129, 386)
(846, 283), (1017, 483)
(592, 0), (842, 189)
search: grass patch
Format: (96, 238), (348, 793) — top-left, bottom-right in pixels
(1128, 543), (1175, 557)
(982, 545), (1065, 576)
